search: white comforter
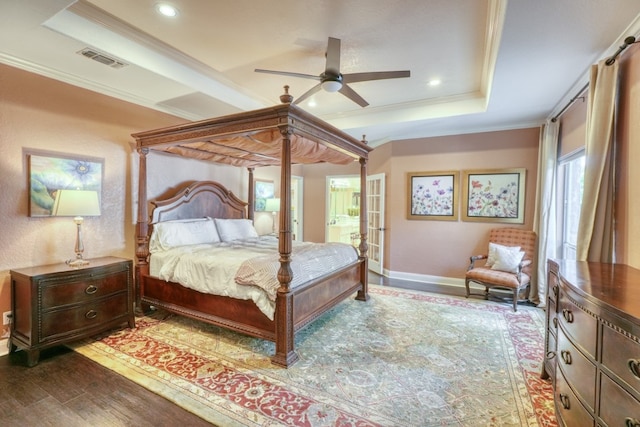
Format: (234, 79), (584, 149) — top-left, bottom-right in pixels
(149, 236), (358, 320)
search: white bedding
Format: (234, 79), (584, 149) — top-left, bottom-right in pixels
(149, 236), (358, 320)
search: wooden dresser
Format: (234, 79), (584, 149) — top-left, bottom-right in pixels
(10, 257), (135, 366)
(543, 259), (640, 426)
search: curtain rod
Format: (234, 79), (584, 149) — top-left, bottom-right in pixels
(551, 36), (637, 123)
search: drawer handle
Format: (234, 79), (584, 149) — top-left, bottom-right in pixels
(626, 418), (640, 427)
(559, 393), (570, 409)
(629, 359), (640, 378)
(562, 309), (574, 323)
(545, 351), (556, 361)
(552, 317), (558, 328)
(552, 285), (558, 298)
(85, 285), (98, 295)
(560, 350), (572, 365)
(85, 310), (98, 320)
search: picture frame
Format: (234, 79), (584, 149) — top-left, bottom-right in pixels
(254, 179), (275, 212)
(461, 168), (526, 223)
(407, 171), (459, 221)
(27, 150), (104, 217)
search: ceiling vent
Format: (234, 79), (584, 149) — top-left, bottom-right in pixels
(77, 48), (128, 69)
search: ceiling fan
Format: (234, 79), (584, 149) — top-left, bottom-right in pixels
(255, 37), (410, 107)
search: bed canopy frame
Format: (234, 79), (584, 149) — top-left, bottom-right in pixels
(132, 87), (373, 366)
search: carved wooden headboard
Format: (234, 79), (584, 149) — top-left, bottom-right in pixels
(150, 181), (247, 225)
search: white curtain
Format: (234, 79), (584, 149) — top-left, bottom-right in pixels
(532, 121), (559, 306)
(576, 59), (619, 262)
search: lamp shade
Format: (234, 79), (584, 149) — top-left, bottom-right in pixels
(52, 189), (101, 217)
(264, 198), (280, 213)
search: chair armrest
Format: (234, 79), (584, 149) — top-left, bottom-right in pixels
(468, 254), (488, 270)
(515, 259), (532, 278)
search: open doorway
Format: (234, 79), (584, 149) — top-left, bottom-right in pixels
(325, 175), (361, 247)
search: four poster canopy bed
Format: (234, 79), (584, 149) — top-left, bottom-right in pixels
(132, 89), (373, 367)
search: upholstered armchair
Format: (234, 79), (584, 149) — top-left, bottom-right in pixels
(465, 228), (537, 311)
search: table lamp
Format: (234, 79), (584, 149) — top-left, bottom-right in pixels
(264, 198), (280, 234)
(52, 189), (101, 267)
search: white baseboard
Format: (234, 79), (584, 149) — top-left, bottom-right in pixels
(0, 338), (8, 357)
(381, 269), (489, 293)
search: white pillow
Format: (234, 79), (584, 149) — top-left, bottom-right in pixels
(214, 218), (259, 242)
(486, 242), (521, 267)
(491, 245), (525, 273)
(149, 218), (220, 252)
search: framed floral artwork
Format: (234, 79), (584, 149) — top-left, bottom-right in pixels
(254, 179), (274, 212)
(461, 168), (526, 223)
(27, 150), (103, 217)
(407, 171), (459, 221)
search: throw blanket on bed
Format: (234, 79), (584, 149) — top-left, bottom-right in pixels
(235, 241), (359, 300)
(150, 236), (358, 319)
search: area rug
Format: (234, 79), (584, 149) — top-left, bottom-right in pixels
(70, 286), (556, 426)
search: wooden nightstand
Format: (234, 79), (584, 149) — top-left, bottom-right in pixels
(9, 256), (135, 366)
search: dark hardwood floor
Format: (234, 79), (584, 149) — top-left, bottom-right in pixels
(0, 273), (465, 427)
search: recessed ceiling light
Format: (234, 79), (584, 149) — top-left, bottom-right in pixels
(156, 3), (179, 17)
(428, 79), (441, 87)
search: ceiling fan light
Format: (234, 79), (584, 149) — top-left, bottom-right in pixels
(321, 80), (342, 92)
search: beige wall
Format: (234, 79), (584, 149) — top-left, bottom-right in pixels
(369, 128), (540, 281)
(0, 64), (236, 324)
(615, 43), (640, 267)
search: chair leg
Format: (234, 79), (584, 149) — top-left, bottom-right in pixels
(484, 287), (489, 300)
(512, 289), (518, 312)
(465, 279), (470, 298)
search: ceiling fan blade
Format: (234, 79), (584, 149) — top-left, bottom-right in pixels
(293, 83), (322, 105)
(325, 37), (341, 74)
(339, 83), (369, 107)
(255, 69), (320, 81)
(342, 70), (410, 84)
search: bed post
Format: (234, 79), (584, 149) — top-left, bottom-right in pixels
(247, 167), (255, 221)
(135, 147), (150, 315)
(356, 141), (370, 301)
(272, 125), (298, 368)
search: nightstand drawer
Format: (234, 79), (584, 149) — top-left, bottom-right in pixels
(40, 270), (129, 308)
(41, 293), (129, 341)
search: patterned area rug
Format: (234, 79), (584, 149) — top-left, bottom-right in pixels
(70, 286), (556, 426)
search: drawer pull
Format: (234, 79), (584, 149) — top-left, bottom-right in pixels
(85, 310), (98, 320)
(626, 418), (640, 427)
(629, 359), (640, 378)
(560, 350), (572, 365)
(552, 317), (558, 328)
(546, 351), (556, 360)
(562, 309), (574, 323)
(552, 285), (558, 298)
(559, 393), (570, 409)
(85, 285), (98, 295)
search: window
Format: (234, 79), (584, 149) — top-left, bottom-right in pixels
(557, 151), (585, 259)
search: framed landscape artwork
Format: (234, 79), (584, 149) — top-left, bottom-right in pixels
(407, 171), (459, 221)
(461, 168), (526, 223)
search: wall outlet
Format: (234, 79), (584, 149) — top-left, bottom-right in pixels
(2, 311), (11, 326)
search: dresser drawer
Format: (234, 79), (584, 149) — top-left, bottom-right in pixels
(40, 293), (128, 341)
(557, 325), (597, 410)
(601, 324), (640, 397)
(555, 366), (595, 427)
(558, 290), (597, 358)
(599, 373), (640, 426)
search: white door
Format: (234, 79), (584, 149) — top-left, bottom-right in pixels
(291, 176), (303, 241)
(366, 173), (385, 274)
